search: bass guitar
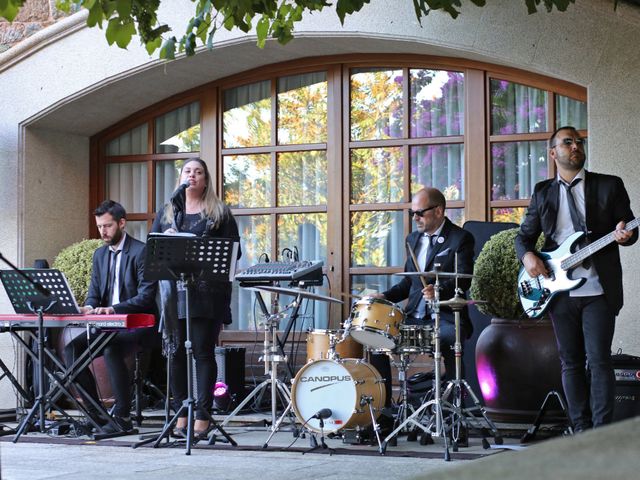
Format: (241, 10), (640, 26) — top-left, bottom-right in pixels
(518, 218), (639, 318)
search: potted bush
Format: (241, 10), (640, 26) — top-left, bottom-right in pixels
(52, 239), (102, 304)
(470, 228), (562, 422)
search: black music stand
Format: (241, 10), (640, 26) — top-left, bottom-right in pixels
(0, 267), (81, 441)
(142, 235), (239, 455)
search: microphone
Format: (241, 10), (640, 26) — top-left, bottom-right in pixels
(171, 180), (190, 198)
(312, 408), (332, 420)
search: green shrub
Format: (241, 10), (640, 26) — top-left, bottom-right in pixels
(52, 239), (102, 306)
(470, 228), (544, 319)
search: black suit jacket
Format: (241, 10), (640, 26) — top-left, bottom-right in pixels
(515, 171), (637, 315)
(383, 218), (475, 337)
(85, 234), (158, 316)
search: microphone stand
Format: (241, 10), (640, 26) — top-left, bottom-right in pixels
(303, 411), (335, 455)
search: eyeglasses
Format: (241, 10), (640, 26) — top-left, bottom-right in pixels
(552, 137), (586, 149)
(409, 205), (437, 217)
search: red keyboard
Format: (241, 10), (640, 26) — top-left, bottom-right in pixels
(0, 313), (155, 329)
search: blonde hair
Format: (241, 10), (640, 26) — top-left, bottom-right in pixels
(163, 158), (227, 228)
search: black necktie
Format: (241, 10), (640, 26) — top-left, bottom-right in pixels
(564, 179), (586, 234)
(564, 179), (590, 267)
(106, 250), (121, 305)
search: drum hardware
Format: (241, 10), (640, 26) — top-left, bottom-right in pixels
(380, 244), (451, 459)
(381, 264), (503, 457)
(437, 289), (502, 452)
(396, 271), (475, 279)
(248, 285), (343, 305)
(218, 305), (296, 438)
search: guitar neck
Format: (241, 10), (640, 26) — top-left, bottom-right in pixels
(562, 218), (639, 270)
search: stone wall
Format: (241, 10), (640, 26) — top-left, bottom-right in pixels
(0, 0), (72, 53)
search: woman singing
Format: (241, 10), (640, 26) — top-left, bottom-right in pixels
(151, 158), (240, 438)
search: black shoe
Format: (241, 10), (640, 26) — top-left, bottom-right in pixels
(101, 416), (133, 434)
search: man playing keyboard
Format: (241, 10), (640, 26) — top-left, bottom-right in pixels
(63, 200), (157, 433)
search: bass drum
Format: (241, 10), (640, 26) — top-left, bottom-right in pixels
(291, 359), (386, 434)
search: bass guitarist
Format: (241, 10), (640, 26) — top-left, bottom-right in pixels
(515, 126), (637, 432)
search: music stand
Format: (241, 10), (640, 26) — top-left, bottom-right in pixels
(0, 268), (80, 441)
(142, 235), (239, 455)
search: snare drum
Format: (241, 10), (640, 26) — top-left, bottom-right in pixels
(396, 325), (433, 354)
(306, 329), (363, 361)
(291, 358), (386, 434)
(347, 298), (403, 350)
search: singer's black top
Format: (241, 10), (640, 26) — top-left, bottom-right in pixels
(150, 206), (241, 323)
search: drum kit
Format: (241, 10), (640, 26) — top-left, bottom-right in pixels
(232, 266), (502, 459)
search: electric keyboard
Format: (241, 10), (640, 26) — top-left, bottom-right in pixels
(0, 313), (155, 329)
(235, 260), (323, 284)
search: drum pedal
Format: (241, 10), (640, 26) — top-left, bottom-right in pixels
(341, 428), (373, 445)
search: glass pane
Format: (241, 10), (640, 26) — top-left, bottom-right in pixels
(492, 207), (526, 224)
(277, 213), (327, 262)
(351, 274), (399, 298)
(351, 210), (404, 267)
(256, 285), (330, 331)
(223, 154), (271, 208)
(445, 208), (465, 227)
(277, 72), (327, 145)
(106, 162), (147, 213)
(223, 80), (271, 148)
(556, 94), (587, 130)
(155, 160), (186, 211)
(155, 102), (200, 153)
(490, 79), (548, 134)
(410, 70), (464, 137)
(230, 215), (271, 330)
(410, 144), (464, 200)
(106, 124), (148, 156)
(126, 221), (148, 243)
(277, 151), (327, 206)
(491, 141), (548, 200)
(350, 68), (403, 141)
(351, 147), (404, 204)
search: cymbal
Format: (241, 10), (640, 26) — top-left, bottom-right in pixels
(396, 271), (475, 279)
(250, 285), (343, 304)
(438, 296), (487, 308)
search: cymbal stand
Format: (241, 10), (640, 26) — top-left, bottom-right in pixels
(380, 272), (450, 460)
(218, 301), (294, 434)
(440, 290), (502, 451)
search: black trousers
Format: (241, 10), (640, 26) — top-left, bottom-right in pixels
(63, 327), (156, 417)
(169, 317), (221, 420)
(548, 293), (616, 429)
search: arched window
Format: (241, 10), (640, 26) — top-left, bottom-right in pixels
(93, 56), (587, 332)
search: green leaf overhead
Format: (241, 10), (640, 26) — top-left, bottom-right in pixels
(1, 0), (585, 59)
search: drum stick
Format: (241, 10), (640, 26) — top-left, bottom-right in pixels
(406, 241), (428, 289)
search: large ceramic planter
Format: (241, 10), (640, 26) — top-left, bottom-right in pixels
(475, 318), (563, 423)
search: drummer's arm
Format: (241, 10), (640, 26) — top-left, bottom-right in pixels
(369, 293), (386, 299)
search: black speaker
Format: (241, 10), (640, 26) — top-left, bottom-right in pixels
(214, 346), (246, 412)
(612, 353), (640, 422)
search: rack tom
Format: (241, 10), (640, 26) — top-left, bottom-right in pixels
(347, 298), (403, 350)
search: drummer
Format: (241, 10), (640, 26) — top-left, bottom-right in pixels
(370, 187), (475, 381)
